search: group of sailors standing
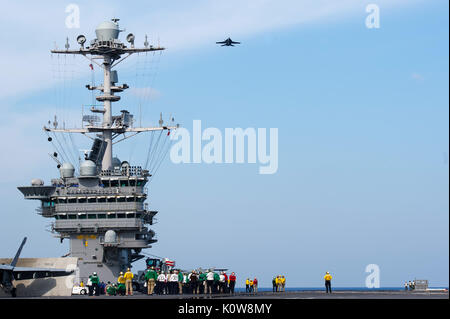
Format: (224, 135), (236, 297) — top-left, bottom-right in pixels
(144, 267), (238, 295)
(245, 277), (259, 293)
(85, 268), (135, 296)
(272, 275), (286, 292)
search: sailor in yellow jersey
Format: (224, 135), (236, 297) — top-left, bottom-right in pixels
(324, 271), (332, 293)
(274, 275), (279, 292)
(117, 272), (126, 296)
(124, 268), (134, 295)
(281, 275), (286, 292)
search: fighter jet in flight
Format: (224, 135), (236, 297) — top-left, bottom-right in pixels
(0, 237), (74, 297)
(216, 38), (240, 46)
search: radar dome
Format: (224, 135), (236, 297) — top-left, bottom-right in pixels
(60, 163), (75, 178)
(79, 160), (97, 176)
(95, 20), (120, 41)
(104, 230), (117, 244)
(31, 178), (44, 186)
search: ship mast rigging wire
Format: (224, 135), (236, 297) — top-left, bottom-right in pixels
(49, 43), (173, 180)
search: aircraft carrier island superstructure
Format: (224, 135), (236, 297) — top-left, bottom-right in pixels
(17, 19), (177, 284)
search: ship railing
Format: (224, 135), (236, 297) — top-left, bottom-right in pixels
(65, 188), (120, 195)
(100, 166), (144, 177)
(55, 202), (144, 212)
(36, 206), (56, 217)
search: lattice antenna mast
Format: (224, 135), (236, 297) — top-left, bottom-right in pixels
(47, 19), (177, 170)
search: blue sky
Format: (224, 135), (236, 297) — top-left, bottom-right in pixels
(0, 0), (448, 288)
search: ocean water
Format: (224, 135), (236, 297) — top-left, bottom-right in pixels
(233, 287), (448, 292)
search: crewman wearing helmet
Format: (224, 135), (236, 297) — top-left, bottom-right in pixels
(324, 271), (333, 293)
(89, 272), (100, 296)
(117, 271), (126, 296)
(124, 268), (134, 295)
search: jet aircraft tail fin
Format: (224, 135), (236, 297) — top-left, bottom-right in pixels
(11, 237), (27, 268)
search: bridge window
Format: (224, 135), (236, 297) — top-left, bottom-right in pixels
(43, 201), (55, 207)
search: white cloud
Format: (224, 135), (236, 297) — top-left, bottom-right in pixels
(0, 0), (423, 99)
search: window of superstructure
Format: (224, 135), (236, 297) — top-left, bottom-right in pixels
(98, 214), (106, 219)
(43, 201), (55, 207)
(78, 214), (87, 219)
(110, 180), (119, 187)
(129, 180), (136, 187)
(107, 213), (116, 219)
(68, 198), (77, 204)
(120, 180), (128, 187)
(117, 213), (126, 219)
(98, 197), (106, 203)
(107, 197), (116, 203)
(117, 197), (126, 203)
(78, 197), (87, 203)
(88, 214), (96, 219)
(126, 197), (135, 203)
(88, 197), (96, 203)
(137, 197), (145, 203)
(68, 214), (77, 220)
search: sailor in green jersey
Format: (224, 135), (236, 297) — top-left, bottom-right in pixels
(198, 272), (206, 294)
(145, 267), (158, 295)
(177, 270), (184, 294)
(89, 272), (100, 296)
(106, 282), (117, 296)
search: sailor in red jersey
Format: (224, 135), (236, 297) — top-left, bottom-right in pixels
(229, 272), (237, 294)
